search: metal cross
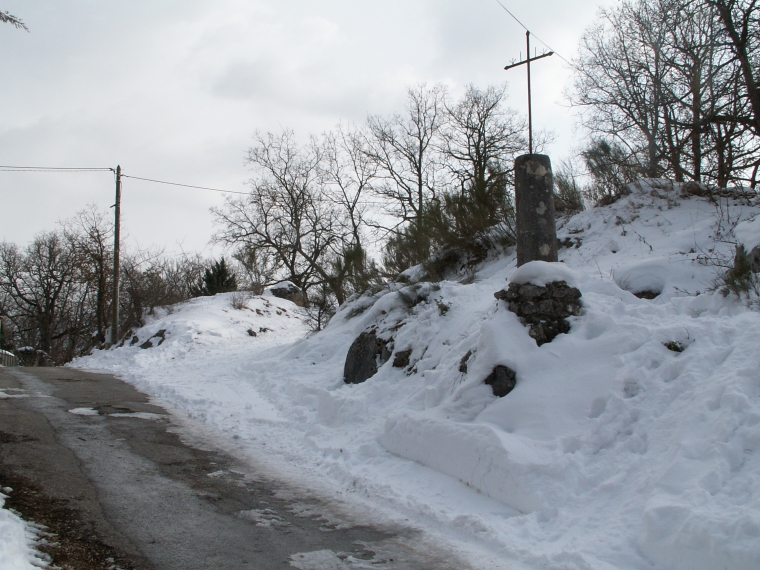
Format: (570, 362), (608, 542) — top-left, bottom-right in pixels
(504, 31), (553, 155)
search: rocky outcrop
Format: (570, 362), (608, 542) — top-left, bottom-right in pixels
(269, 282), (307, 307)
(484, 365), (517, 397)
(343, 330), (391, 384)
(495, 280), (582, 345)
(139, 329), (166, 349)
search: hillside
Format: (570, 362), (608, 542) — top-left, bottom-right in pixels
(73, 180), (760, 570)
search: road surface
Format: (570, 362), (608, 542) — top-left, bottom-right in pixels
(0, 366), (473, 570)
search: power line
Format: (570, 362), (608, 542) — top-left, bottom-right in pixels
(494, 0), (571, 65)
(495, 0), (529, 31)
(120, 174), (249, 195)
(0, 166), (399, 204)
(0, 165), (249, 195)
(0, 165), (113, 172)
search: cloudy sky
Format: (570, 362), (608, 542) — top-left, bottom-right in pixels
(0, 0), (610, 256)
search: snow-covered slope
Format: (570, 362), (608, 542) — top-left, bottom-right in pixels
(75, 181), (760, 570)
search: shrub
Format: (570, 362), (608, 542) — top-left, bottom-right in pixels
(582, 139), (642, 206)
(382, 169), (516, 279)
(229, 291), (250, 310)
(197, 258), (237, 296)
(718, 246), (760, 308)
(553, 160), (585, 214)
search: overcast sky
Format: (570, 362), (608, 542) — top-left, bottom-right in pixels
(0, 0), (610, 256)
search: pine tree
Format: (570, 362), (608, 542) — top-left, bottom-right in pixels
(199, 258), (237, 296)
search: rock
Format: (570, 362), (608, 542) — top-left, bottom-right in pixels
(269, 282), (307, 307)
(459, 350), (472, 374)
(521, 301), (539, 315)
(484, 365), (517, 397)
(633, 290), (660, 300)
(518, 283), (544, 300)
(247, 328), (257, 337)
(392, 349), (412, 368)
(494, 280), (582, 345)
(139, 329), (166, 350)
(343, 331), (391, 384)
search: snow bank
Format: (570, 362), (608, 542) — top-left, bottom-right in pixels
(380, 415), (547, 514)
(0, 491), (46, 570)
(74, 183), (760, 570)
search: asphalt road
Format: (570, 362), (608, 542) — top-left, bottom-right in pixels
(0, 366), (473, 570)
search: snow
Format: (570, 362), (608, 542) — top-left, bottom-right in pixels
(508, 259), (580, 287)
(71, 180), (760, 570)
(108, 411), (163, 420)
(0, 490), (48, 570)
(735, 217), (760, 252)
(270, 280), (298, 291)
(288, 549), (392, 569)
(68, 407), (99, 416)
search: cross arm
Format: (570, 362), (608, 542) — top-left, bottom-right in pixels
(504, 51), (553, 71)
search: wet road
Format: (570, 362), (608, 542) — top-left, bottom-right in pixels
(0, 366), (473, 570)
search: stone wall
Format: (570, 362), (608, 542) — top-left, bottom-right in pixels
(495, 280), (582, 345)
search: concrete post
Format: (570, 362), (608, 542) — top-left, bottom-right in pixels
(515, 154), (557, 266)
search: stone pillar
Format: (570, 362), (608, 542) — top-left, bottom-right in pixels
(515, 154), (557, 266)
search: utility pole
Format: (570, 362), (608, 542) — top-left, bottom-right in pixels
(110, 165), (121, 346)
(503, 31), (553, 155)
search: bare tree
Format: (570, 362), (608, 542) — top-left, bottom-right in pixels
(571, 0), (759, 187)
(233, 246), (279, 294)
(658, 0), (759, 185)
(0, 207), (210, 360)
(571, 0), (671, 178)
(117, 249), (206, 334)
(318, 124), (382, 296)
(440, 84), (526, 196)
(415, 84), (527, 248)
(365, 84), (446, 231)
(61, 206), (113, 345)
(705, 0), (760, 137)
(0, 233), (82, 363)
(213, 130), (349, 303)
(320, 124), (376, 249)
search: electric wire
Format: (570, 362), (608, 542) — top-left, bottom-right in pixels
(0, 166), (396, 204)
(119, 174), (249, 195)
(494, 0), (572, 65)
(0, 166), (249, 196)
(0, 165), (113, 172)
